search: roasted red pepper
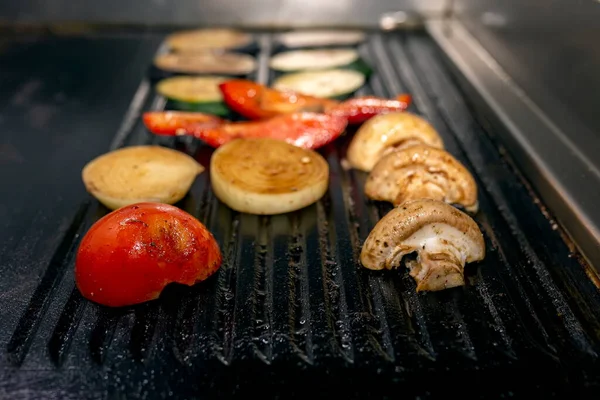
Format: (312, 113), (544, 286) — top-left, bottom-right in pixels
(142, 111), (223, 136)
(219, 79), (411, 124)
(325, 94), (412, 125)
(143, 111), (347, 149)
(219, 79), (335, 120)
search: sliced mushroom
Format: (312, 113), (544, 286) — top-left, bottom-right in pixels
(346, 112), (444, 172)
(365, 145), (479, 213)
(360, 199), (485, 292)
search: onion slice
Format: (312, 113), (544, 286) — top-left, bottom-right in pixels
(82, 146), (204, 210)
(210, 138), (329, 215)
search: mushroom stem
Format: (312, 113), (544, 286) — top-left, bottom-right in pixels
(407, 251), (465, 292)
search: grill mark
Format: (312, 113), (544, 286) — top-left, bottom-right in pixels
(344, 155), (395, 361)
(286, 212), (314, 364)
(471, 268), (517, 359)
(172, 183), (219, 365)
(252, 216), (274, 364)
(382, 34), (556, 359)
(316, 198), (353, 362)
(449, 294), (477, 360)
(404, 34), (599, 354)
(130, 302), (160, 363)
(89, 307), (121, 365)
(48, 288), (87, 366)
(326, 147), (392, 362)
(270, 214), (292, 359)
(385, 35), (586, 360)
(6, 202), (90, 366)
(212, 212), (241, 365)
(396, 277), (437, 359)
(348, 154), (434, 362)
(231, 214), (261, 361)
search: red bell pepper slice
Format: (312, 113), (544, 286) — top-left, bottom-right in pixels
(142, 111), (223, 135)
(219, 79), (334, 120)
(219, 79), (411, 124)
(143, 111), (347, 150)
(325, 94), (412, 125)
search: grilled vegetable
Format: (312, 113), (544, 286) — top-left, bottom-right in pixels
(219, 80), (410, 123)
(75, 202), (222, 307)
(365, 145), (479, 212)
(156, 76), (230, 116)
(219, 79), (336, 120)
(325, 94), (412, 125)
(276, 29), (366, 49)
(210, 138), (329, 214)
(142, 111), (222, 137)
(154, 52), (257, 76)
(166, 28), (253, 52)
(346, 112), (444, 171)
(360, 199), (485, 292)
(143, 111), (347, 150)
(269, 48), (357, 71)
(82, 146), (204, 210)
(273, 69), (366, 99)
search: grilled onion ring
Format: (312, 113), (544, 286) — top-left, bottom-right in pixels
(210, 138), (329, 214)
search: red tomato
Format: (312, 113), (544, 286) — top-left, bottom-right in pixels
(75, 203), (222, 307)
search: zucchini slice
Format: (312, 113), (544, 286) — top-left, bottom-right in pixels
(276, 30), (366, 49)
(269, 48), (359, 72)
(166, 28), (253, 52)
(342, 58), (373, 77)
(156, 76), (230, 116)
(273, 69), (365, 99)
(154, 52), (257, 76)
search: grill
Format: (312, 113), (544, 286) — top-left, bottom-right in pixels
(2, 29), (600, 398)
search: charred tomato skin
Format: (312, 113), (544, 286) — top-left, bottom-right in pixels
(75, 202), (222, 307)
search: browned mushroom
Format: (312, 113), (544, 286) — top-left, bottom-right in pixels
(346, 112), (444, 172)
(365, 145), (479, 213)
(360, 199), (485, 291)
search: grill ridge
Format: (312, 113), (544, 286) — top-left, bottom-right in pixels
(251, 216), (274, 363)
(212, 212), (241, 365)
(89, 307), (120, 365)
(316, 199), (354, 362)
(130, 302), (161, 363)
(6, 201), (90, 366)
(402, 34), (600, 358)
(326, 147), (394, 363)
(48, 287), (87, 366)
(386, 34), (562, 357)
(286, 212), (315, 364)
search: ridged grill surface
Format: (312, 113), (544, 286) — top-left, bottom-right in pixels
(2, 30), (600, 399)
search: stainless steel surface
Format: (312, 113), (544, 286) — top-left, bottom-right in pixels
(427, 19), (600, 272)
(0, 0), (447, 27)
(453, 0), (600, 144)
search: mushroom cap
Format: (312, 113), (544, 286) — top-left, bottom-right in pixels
(346, 112), (444, 172)
(365, 145), (479, 213)
(360, 199), (485, 291)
